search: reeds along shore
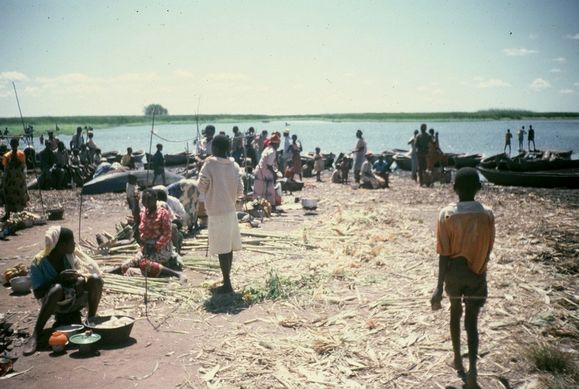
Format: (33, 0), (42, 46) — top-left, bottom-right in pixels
(2, 109), (579, 135)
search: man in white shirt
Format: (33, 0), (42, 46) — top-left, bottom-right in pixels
(281, 129), (291, 171)
(198, 135), (244, 294)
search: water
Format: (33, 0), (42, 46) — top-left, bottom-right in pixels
(26, 119), (579, 158)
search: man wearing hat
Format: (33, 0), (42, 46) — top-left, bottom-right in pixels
(254, 133), (281, 207)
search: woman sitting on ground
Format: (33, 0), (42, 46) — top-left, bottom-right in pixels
(25, 226), (103, 355)
(109, 189), (184, 278)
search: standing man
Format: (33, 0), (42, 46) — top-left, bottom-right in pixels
(431, 167), (495, 389)
(201, 125), (215, 157)
(517, 126), (526, 152)
(231, 126), (244, 164)
(352, 129), (367, 184)
(504, 129), (512, 154)
(198, 135), (244, 294)
(528, 125), (536, 151)
(281, 129), (292, 171)
(152, 143), (166, 185)
(69, 127), (84, 151)
(408, 129), (419, 181)
(415, 124), (431, 186)
(47, 130), (59, 151)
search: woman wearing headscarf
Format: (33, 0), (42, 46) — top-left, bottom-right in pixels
(253, 133), (280, 207)
(25, 226), (103, 355)
(2, 137), (29, 221)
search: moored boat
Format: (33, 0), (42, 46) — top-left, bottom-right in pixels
(480, 150), (578, 172)
(82, 169), (183, 195)
(478, 167), (579, 189)
(450, 153), (483, 169)
(393, 153), (412, 171)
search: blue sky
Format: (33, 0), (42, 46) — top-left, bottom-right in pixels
(1, 0), (578, 116)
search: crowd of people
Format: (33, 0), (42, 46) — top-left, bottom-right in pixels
(406, 124), (446, 186)
(35, 127), (101, 189)
(1, 122), (504, 387)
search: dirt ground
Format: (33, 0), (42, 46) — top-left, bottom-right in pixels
(0, 172), (577, 388)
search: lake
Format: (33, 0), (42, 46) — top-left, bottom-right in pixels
(30, 119), (579, 158)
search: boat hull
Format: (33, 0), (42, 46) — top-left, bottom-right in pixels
(81, 170), (183, 195)
(478, 167), (579, 189)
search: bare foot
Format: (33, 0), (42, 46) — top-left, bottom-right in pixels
(447, 356), (466, 379)
(465, 372), (480, 389)
(212, 285), (234, 294)
(23, 334), (38, 356)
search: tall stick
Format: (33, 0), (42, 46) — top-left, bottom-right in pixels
(146, 108), (156, 186)
(195, 96), (201, 155)
(12, 82), (26, 136)
(78, 192), (83, 239)
(12, 82), (45, 215)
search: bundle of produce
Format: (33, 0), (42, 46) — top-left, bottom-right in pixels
(2, 264), (28, 284)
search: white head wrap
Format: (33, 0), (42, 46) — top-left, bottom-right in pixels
(33, 225), (101, 276)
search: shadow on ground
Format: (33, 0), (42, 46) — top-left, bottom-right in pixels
(202, 292), (248, 314)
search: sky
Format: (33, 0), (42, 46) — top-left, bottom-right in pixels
(1, 0), (578, 116)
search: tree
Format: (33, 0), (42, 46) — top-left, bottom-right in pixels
(144, 104), (168, 116)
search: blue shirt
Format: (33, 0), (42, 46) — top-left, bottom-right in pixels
(373, 160), (389, 174)
(30, 256), (72, 291)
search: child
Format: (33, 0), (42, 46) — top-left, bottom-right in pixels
(126, 174), (139, 214)
(313, 147), (323, 182)
(198, 135), (244, 293)
(284, 160), (295, 182)
(339, 156), (350, 184)
(431, 167), (495, 389)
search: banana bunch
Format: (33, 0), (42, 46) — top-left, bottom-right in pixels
(3, 264), (28, 284)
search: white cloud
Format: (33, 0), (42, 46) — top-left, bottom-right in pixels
(111, 72), (158, 83)
(173, 69), (195, 79)
(574, 82), (579, 87)
(205, 73), (248, 82)
(476, 78), (512, 88)
(416, 82), (443, 95)
(565, 33), (579, 40)
(529, 33), (538, 40)
(0, 71), (29, 81)
(550, 68), (562, 73)
(559, 89), (575, 94)
(503, 48), (538, 56)
(552, 57), (566, 63)
(530, 78), (551, 90)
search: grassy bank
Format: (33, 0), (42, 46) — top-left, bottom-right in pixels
(1, 109), (578, 135)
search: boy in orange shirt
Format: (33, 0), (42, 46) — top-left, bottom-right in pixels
(431, 167), (495, 389)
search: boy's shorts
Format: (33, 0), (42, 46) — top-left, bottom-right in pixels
(445, 257), (487, 308)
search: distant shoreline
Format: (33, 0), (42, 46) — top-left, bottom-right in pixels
(1, 110), (578, 135)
